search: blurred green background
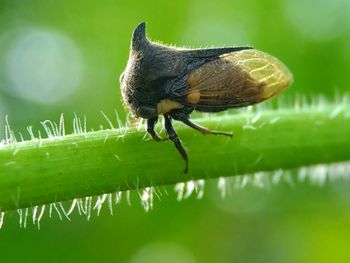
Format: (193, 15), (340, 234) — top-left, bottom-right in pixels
(0, 0), (350, 262)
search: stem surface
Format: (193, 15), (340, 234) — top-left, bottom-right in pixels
(0, 105), (349, 211)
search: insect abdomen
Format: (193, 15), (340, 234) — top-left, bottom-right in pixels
(185, 49), (293, 112)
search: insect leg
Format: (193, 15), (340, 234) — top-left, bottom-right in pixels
(170, 110), (233, 137)
(146, 116), (165, 141)
(163, 114), (189, 173)
(181, 118), (232, 137)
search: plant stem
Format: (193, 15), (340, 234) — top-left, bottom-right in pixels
(0, 104), (349, 212)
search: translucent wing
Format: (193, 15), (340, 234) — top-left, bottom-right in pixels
(183, 49), (293, 112)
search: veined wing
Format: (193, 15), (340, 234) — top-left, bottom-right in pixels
(184, 49), (293, 112)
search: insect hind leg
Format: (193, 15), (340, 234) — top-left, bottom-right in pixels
(163, 114), (189, 173)
(170, 108), (233, 138)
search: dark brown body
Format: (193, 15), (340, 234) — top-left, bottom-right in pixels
(120, 22), (293, 173)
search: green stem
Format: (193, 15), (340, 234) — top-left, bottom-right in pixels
(0, 104), (349, 212)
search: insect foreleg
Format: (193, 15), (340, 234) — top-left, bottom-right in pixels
(163, 114), (189, 173)
(146, 116), (165, 141)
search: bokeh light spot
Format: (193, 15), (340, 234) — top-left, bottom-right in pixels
(182, 19), (251, 47)
(130, 242), (196, 263)
(283, 0), (350, 41)
(5, 28), (84, 104)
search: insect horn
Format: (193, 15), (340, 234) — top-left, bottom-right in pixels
(131, 22), (149, 52)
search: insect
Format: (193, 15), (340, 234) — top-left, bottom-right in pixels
(120, 22), (293, 173)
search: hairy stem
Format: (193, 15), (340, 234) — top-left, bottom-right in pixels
(0, 104), (349, 211)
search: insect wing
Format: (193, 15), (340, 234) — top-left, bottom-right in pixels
(185, 49), (293, 112)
